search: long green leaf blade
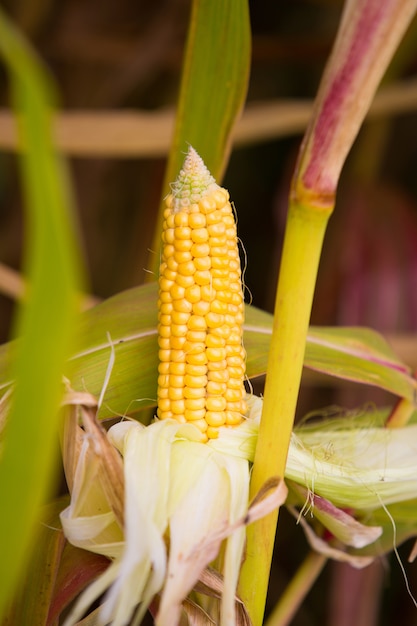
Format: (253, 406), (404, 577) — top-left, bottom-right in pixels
(0, 9), (81, 618)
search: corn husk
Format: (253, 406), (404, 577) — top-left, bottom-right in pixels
(61, 403), (286, 626)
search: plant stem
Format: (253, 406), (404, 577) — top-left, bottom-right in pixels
(266, 551), (327, 626)
(238, 192), (333, 625)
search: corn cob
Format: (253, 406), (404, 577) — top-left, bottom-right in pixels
(157, 147), (246, 441)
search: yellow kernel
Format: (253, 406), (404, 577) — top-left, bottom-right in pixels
(191, 242), (210, 258)
(171, 349), (186, 362)
(210, 300), (228, 315)
(158, 337), (170, 349)
(159, 290), (172, 304)
(185, 397), (206, 410)
(170, 336), (186, 350)
(163, 268), (177, 282)
(173, 299), (193, 313)
(207, 358), (227, 371)
(158, 349), (170, 362)
(199, 195), (217, 214)
(225, 411), (242, 426)
(185, 284), (201, 303)
(184, 341), (205, 355)
(158, 409), (174, 420)
(189, 212), (206, 228)
(158, 362), (170, 374)
(230, 292), (243, 306)
(166, 213), (175, 228)
(207, 221), (226, 236)
(226, 344), (243, 357)
(185, 364), (207, 376)
(171, 399), (186, 415)
(187, 315), (207, 331)
(207, 369), (229, 382)
(158, 324), (171, 338)
(210, 325), (230, 339)
(212, 278), (229, 291)
(186, 351), (208, 365)
(184, 374), (208, 388)
(213, 188), (229, 206)
(164, 228), (175, 244)
(211, 246), (228, 257)
(227, 331), (242, 344)
(208, 236), (226, 247)
(170, 284), (185, 300)
(171, 324), (188, 337)
(166, 254), (178, 272)
(174, 226), (191, 240)
(206, 210), (223, 226)
(158, 398), (171, 412)
(205, 333), (225, 348)
(176, 273), (195, 288)
(157, 373), (169, 388)
(225, 388), (243, 402)
(206, 427), (219, 439)
(157, 387), (168, 399)
(178, 260), (196, 276)
(170, 375), (185, 388)
(205, 312), (224, 328)
(206, 396), (227, 412)
(191, 228), (209, 243)
(160, 302), (173, 315)
(206, 347), (226, 361)
(168, 387), (184, 400)
(226, 401), (244, 412)
(227, 377), (243, 389)
(205, 411), (226, 427)
(165, 195), (173, 209)
(207, 381), (227, 395)
(192, 300), (210, 316)
(174, 212), (189, 227)
(184, 386), (206, 399)
(185, 408), (207, 421)
(194, 270), (211, 286)
(164, 243), (175, 258)
(171, 310), (189, 325)
(169, 362), (186, 375)
(224, 314), (237, 327)
(159, 313), (171, 327)
(201, 285), (216, 302)
(211, 257), (229, 269)
(227, 365), (245, 378)
(174, 249), (192, 262)
(194, 256), (211, 271)
(227, 355), (244, 368)
(215, 289), (231, 302)
(186, 330), (206, 343)
(159, 277), (174, 292)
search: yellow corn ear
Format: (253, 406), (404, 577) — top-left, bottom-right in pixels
(157, 147), (246, 441)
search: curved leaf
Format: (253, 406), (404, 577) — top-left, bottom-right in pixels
(0, 9), (81, 618)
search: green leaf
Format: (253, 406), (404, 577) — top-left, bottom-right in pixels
(306, 326), (416, 402)
(0, 9), (81, 618)
(149, 0), (251, 273)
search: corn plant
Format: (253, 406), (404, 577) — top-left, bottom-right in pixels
(0, 1), (417, 625)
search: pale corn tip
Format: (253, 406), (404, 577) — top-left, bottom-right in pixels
(158, 146), (246, 441)
(170, 146), (219, 212)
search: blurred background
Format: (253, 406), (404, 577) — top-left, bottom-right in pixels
(1, 0), (417, 624)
